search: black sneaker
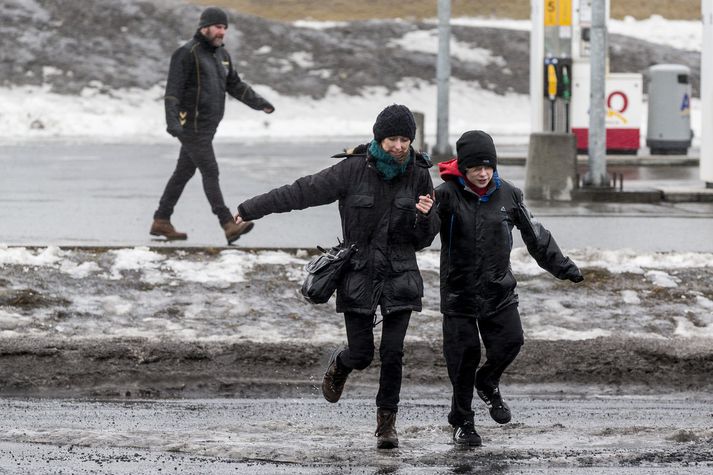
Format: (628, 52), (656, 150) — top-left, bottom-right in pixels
(477, 386), (511, 424)
(453, 421), (482, 447)
(321, 346), (350, 403)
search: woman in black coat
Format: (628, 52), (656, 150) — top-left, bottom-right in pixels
(435, 130), (583, 447)
(235, 105), (440, 449)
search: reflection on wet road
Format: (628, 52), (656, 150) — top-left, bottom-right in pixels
(1, 388), (712, 474)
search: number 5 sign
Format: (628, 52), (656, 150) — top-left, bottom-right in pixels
(545, 0), (572, 27)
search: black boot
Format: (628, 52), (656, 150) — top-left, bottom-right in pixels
(477, 386), (511, 424)
(321, 346), (350, 403)
(375, 408), (399, 449)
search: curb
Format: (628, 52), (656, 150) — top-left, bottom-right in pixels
(498, 155), (700, 167)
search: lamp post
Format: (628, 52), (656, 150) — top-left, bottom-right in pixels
(433, 0), (453, 158)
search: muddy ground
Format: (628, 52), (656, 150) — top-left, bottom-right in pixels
(0, 335), (711, 399)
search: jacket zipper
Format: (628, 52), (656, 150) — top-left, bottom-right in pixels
(191, 44), (201, 133)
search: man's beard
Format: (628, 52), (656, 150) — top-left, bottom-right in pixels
(204, 32), (224, 47)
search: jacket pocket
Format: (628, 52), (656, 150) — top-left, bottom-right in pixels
(389, 258), (423, 299)
(340, 263), (370, 308)
(347, 194), (374, 208)
(390, 257), (418, 272)
(392, 196), (416, 231)
(394, 196), (414, 210)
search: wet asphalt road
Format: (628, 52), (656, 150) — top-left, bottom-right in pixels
(1, 385), (712, 474)
(1, 141), (712, 251)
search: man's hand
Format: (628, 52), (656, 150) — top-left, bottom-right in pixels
(416, 192), (434, 214)
(166, 124), (183, 138)
(263, 106), (274, 114)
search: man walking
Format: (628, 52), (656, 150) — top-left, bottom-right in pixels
(150, 7), (274, 244)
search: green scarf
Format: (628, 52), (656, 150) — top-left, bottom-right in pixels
(369, 140), (412, 181)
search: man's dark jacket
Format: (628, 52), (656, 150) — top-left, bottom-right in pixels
(239, 145), (440, 315)
(435, 174), (582, 319)
(164, 32), (273, 136)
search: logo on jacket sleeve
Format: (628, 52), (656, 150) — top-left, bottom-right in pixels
(179, 111), (187, 126)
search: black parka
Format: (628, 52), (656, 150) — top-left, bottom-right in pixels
(164, 32), (273, 135)
(238, 145), (440, 315)
(435, 174), (581, 319)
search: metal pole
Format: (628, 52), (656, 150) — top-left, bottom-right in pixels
(702, 0), (713, 186)
(433, 0), (452, 158)
(585, 0), (607, 187)
(530, 0), (545, 134)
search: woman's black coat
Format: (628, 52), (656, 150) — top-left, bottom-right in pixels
(238, 145), (440, 315)
(435, 176), (582, 319)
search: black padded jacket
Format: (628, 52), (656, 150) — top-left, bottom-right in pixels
(164, 32), (273, 136)
(238, 145), (440, 315)
(435, 174), (582, 318)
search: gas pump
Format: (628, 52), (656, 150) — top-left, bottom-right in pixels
(543, 56), (573, 132)
(537, 0), (642, 154)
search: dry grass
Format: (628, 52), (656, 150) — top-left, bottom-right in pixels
(190, 0), (700, 21)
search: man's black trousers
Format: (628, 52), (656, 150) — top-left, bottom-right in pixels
(154, 134), (233, 226)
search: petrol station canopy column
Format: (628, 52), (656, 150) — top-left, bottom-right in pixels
(702, 0), (713, 187)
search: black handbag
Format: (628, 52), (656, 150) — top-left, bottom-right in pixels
(301, 243), (357, 304)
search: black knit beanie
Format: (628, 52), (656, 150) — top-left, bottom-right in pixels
(456, 130), (497, 173)
(199, 7), (229, 29)
(372, 104), (417, 142)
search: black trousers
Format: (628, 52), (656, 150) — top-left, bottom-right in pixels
(338, 309), (411, 412)
(442, 304), (524, 426)
(154, 133), (233, 226)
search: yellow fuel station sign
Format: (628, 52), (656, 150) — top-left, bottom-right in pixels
(545, 0), (572, 27)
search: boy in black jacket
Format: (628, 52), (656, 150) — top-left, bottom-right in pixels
(435, 130), (584, 446)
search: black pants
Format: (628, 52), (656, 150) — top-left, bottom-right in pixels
(338, 309), (411, 412)
(442, 305), (524, 426)
(154, 134), (233, 225)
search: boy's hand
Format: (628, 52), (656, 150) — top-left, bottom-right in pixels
(416, 192), (435, 214)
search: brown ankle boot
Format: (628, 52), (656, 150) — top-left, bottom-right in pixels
(223, 218), (254, 245)
(375, 408), (399, 449)
(150, 219), (187, 240)
(321, 346), (350, 403)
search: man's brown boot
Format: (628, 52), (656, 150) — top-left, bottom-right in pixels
(150, 219), (187, 240)
(375, 408), (399, 449)
(223, 217), (254, 245)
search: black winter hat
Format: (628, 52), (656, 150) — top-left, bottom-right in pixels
(199, 7), (229, 29)
(456, 130), (497, 173)
(372, 104), (417, 142)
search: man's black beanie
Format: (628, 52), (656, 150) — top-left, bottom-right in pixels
(199, 7), (229, 29)
(372, 104), (417, 142)
(456, 130), (497, 173)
